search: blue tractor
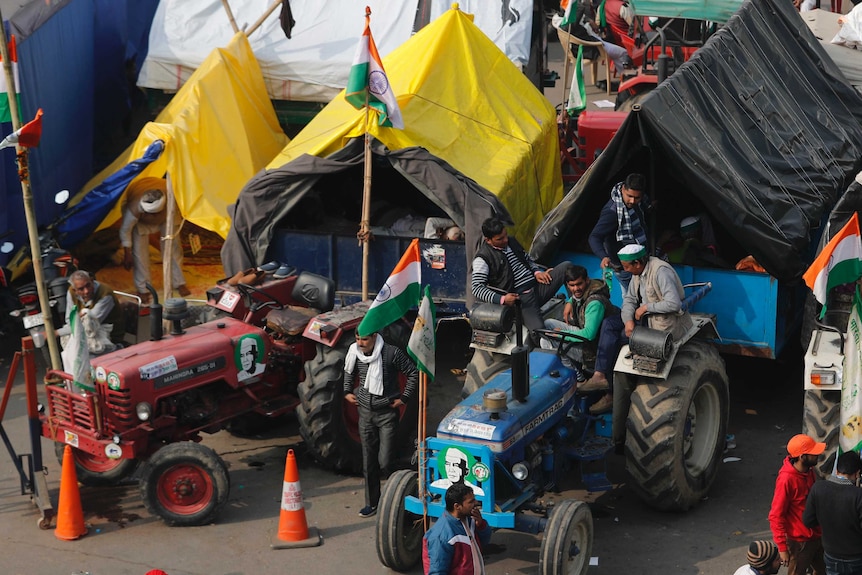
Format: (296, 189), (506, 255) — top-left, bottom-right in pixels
(376, 291), (722, 574)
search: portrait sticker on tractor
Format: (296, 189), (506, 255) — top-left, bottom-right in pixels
(235, 334), (266, 383)
(423, 245), (446, 270)
(430, 446), (485, 495)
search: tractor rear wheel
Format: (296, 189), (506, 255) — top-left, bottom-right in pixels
(462, 349), (511, 397)
(297, 339), (362, 474)
(802, 389), (840, 478)
(139, 442), (230, 526)
(539, 499), (593, 575)
(624, 341), (729, 511)
(376, 469), (423, 571)
(54, 442), (138, 486)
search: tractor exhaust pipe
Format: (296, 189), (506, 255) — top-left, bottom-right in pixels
(511, 300), (530, 402)
(146, 283), (163, 341)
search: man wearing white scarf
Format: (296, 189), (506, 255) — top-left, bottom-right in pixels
(344, 332), (419, 518)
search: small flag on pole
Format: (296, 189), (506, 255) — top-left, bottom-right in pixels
(0, 108), (43, 150)
(566, 46), (587, 117)
(407, 285), (436, 380)
(0, 36), (19, 124)
(803, 212), (862, 319)
(357, 238), (421, 336)
(560, 0), (577, 27)
(345, 6), (404, 129)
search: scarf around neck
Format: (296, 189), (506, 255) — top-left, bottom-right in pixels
(611, 182), (647, 245)
(345, 334), (384, 396)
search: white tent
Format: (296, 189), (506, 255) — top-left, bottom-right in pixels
(138, 0), (535, 102)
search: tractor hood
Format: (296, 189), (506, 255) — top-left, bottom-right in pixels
(437, 353), (577, 452)
(91, 318), (266, 391)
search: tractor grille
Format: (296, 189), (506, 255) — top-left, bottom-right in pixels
(96, 381), (135, 434)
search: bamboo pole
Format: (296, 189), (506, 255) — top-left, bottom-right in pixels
(246, 0), (282, 37)
(419, 370), (429, 530)
(0, 14), (62, 370)
(220, 0), (241, 33)
(163, 174), (176, 303)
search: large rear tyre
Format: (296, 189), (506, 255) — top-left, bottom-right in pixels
(539, 499), (593, 575)
(54, 442), (138, 487)
(139, 442), (230, 526)
(802, 389), (840, 478)
(462, 349), (511, 397)
(376, 469), (423, 571)
(297, 339), (362, 474)
(625, 341), (729, 511)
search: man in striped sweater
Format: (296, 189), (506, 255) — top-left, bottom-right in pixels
(344, 331), (418, 518)
(471, 217), (572, 333)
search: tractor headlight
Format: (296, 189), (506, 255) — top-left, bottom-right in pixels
(512, 462), (529, 481)
(135, 402), (153, 421)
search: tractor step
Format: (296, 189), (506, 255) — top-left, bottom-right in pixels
(566, 435), (616, 493)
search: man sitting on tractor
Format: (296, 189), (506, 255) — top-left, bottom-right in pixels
(59, 270), (125, 355)
(471, 217), (573, 335)
(583, 244), (692, 414)
(541, 264), (620, 384)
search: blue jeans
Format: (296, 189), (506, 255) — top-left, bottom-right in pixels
(825, 552), (862, 575)
(593, 314), (627, 383)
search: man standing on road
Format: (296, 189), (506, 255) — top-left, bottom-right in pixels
(803, 450), (862, 575)
(768, 434), (826, 575)
(344, 331), (418, 519)
(734, 540), (782, 575)
(582, 244), (691, 414)
(471, 217), (572, 333)
(423, 483), (491, 575)
(588, 173), (650, 294)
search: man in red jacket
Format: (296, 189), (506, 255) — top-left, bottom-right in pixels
(768, 434), (826, 575)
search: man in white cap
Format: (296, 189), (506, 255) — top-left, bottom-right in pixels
(119, 177), (190, 304)
(581, 244), (691, 414)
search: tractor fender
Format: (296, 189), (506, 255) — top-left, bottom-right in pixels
(302, 301), (370, 347)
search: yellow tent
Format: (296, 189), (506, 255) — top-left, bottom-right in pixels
(78, 32), (288, 239)
(267, 6), (562, 244)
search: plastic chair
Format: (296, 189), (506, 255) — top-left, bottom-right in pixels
(556, 25), (612, 96)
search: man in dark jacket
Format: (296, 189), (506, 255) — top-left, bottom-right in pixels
(344, 331), (418, 518)
(803, 450), (862, 575)
(588, 173), (650, 294)
(768, 434), (826, 575)
(61, 270), (126, 354)
(423, 483), (491, 575)
(471, 217), (572, 332)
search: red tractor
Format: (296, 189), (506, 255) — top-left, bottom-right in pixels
(40, 270), (413, 525)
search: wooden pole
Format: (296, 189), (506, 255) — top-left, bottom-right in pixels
(246, 0), (282, 37)
(358, 6), (373, 301)
(561, 24), (573, 112)
(418, 370), (429, 530)
(0, 15), (62, 370)
(220, 0), (241, 33)
(163, 174), (177, 303)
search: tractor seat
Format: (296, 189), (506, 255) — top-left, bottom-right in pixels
(266, 306), (318, 336)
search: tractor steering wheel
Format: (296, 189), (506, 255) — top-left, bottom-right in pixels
(235, 282), (284, 313)
(534, 328), (589, 362)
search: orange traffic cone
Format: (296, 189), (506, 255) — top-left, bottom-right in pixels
(271, 449), (322, 549)
(55, 445), (88, 540)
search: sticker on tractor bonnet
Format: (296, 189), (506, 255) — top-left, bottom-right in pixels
(107, 372), (121, 391)
(94, 366), (107, 383)
(235, 334), (266, 382)
(139, 356), (179, 381)
(104, 443), (122, 460)
(152, 357), (226, 389)
(63, 430), (79, 448)
(448, 419), (495, 440)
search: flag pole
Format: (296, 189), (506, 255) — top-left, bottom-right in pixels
(359, 6), (373, 302)
(561, 24), (573, 111)
(163, 173), (177, 303)
(0, 13), (62, 370)
(418, 370), (428, 530)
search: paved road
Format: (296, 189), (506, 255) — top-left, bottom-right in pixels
(0, 327), (806, 575)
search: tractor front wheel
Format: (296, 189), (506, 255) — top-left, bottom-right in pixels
(139, 442), (230, 526)
(625, 341), (729, 511)
(539, 499), (593, 575)
(54, 442), (138, 487)
(376, 469), (424, 571)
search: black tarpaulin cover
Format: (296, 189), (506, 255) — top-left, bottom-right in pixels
(221, 138), (512, 284)
(531, 0), (862, 282)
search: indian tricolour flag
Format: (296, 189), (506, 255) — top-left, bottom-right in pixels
(560, 0), (577, 27)
(345, 8), (404, 130)
(803, 212), (862, 319)
(567, 46), (587, 116)
(0, 36), (20, 124)
(357, 238), (420, 336)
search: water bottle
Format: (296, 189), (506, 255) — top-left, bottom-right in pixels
(603, 267), (614, 290)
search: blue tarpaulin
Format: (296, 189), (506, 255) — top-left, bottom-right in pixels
(55, 140), (164, 248)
